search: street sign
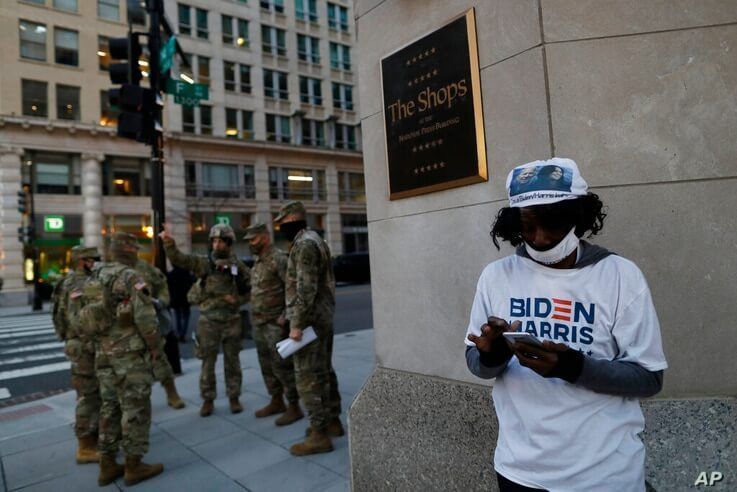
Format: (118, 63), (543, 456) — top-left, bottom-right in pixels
(44, 215), (65, 232)
(215, 214), (231, 226)
(165, 78), (208, 107)
(160, 36), (176, 73)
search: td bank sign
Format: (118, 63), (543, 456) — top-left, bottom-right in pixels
(44, 215), (65, 232)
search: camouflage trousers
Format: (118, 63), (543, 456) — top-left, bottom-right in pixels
(253, 321), (298, 403)
(196, 316), (242, 401)
(64, 338), (100, 439)
(152, 335), (174, 384)
(96, 351), (153, 457)
(293, 322), (341, 432)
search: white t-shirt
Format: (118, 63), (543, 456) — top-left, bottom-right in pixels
(464, 253), (667, 492)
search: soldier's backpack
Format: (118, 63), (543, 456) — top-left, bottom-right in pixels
(78, 263), (130, 337)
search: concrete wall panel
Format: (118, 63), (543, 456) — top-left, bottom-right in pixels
(362, 47), (550, 223)
(542, 0), (737, 42)
(547, 25), (737, 187)
(358, 0), (541, 119)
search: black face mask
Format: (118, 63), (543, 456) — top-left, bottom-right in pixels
(210, 248), (230, 260)
(280, 220), (307, 242)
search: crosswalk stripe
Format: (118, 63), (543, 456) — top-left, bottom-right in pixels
(0, 388), (10, 399)
(0, 341), (65, 355)
(0, 325), (54, 334)
(0, 320), (54, 330)
(0, 351), (67, 366)
(0, 361), (71, 381)
(0, 329), (55, 340)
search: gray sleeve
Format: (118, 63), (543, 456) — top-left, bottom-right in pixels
(465, 346), (509, 380)
(576, 357), (664, 398)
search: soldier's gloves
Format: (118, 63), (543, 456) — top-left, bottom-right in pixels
(544, 348), (585, 383)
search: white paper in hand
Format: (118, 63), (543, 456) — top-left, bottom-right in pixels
(277, 326), (318, 359)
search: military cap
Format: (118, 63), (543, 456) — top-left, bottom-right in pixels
(243, 222), (268, 240)
(71, 245), (101, 261)
(209, 223), (236, 241)
(274, 201), (306, 223)
(110, 231), (140, 250)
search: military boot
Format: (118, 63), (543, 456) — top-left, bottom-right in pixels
(123, 455), (164, 486)
(275, 402), (304, 426)
(289, 431), (334, 456)
(162, 379), (185, 409)
(98, 454), (124, 486)
(200, 399), (214, 417)
(76, 435), (99, 464)
(255, 394), (286, 418)
(229, 397), (243, 414)
(306, 418), (345, 437)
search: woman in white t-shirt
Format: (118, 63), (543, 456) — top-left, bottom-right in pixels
(465, 158), (667, 492)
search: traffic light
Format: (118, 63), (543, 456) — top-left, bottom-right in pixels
(17, 188), (29, 215)
(17, 225), (35, 244)
(108, 34), (143, 86)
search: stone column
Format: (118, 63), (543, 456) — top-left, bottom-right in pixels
(324, 162), (343, 255)
(81, 153), (104, 249)
(0, 145), (27, 304)
(164, 143), (191, 252)
(254, 155), (273, 233)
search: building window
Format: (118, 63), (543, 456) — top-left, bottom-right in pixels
(266, 114), (291, 143)
(269, 167), (326, 201)
(237, 19), (249, 48)
(224, 61), (236, 91)
(239, 64), (252, 93)
(243, 165), (255, 198)
(242, 111), (254, 140)
(335, 123), (357, 150)
(302, 119), (324, 147)
(100, 90), (118, 126)
(98, 36), (110, 71)
(24, 0), (45, 4)
(295, 0), (318, 22)
(182, 106), (195, 133)
(185, 161), (197, 197)
(338, 172), (366, 202)
(56, 84), (80, 120)
(200, 105), (212, 135)
(327, 3), (348, 32)
(54, 0), (77, 12)
(222, 15), (248, 48)
(196, 8), (208, 39)
(98, 0), (120, 21)
(297, 34), (320, 64)
(260, 0), (285, 14)
(202, 163), (239, 197)
(54, 28), (78, 66)
(261, 25), (286, 56)
(22, 79), (48, 117)
(221, 14), (234, 44)
(103, 157), (149, 196)
(330, 42), (351, 71)
(178, 3), (191, 35)
(225, 109), (254, 140)
(225, 108), (238, 138)
(299, 76), (322, 105)
(197, 56), (210, 85)
(19, 20), (47, 62)
(332, 83), (353, 111)
(26, 152), (80, 195)
(341, 214), (368, 253)
(264, 69), (288, 100)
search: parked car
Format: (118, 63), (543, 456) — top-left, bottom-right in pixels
(332, 252), (370, 284)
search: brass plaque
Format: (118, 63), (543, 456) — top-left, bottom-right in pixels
(380, 9), (487, 200)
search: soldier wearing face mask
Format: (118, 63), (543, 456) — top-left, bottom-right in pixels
(52, 245), (102, 465)
(274, 201), (343, 456)
(244, 223), (303, 425)
(159, 224), (251, 417)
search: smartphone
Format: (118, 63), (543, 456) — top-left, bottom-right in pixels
(502, 332), (544, 347)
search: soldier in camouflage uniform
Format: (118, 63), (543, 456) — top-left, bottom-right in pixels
(110, 232), (185, 410)
(159, 224), (251, 416)
(79, 234), (164, 486)
(244, 223), (304, 425)
(274, 201), (343, 456)
(52, 245), (101, 464)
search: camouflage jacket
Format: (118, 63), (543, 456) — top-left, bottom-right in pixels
(285, 229), (336, 330)
(78, 262), (159, 357)
(134, 260), (170, 307)
(250, 245), (288, 325)
(52, 269), (92, 341)
(163, 239), (251, 322)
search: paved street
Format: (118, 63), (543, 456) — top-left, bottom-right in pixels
(0, 283), (372, 405)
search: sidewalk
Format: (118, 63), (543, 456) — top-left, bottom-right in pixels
(0, 329), (375, 492)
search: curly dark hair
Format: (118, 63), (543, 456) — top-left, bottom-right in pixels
(490, 193), (607, 250)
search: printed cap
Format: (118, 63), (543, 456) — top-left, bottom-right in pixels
(71, 245), (101, 261)
(110, 231), (140, 250)
(243, 223), (268, 240)
(274, 201), (306, 223)
(506, 157), (588, 208)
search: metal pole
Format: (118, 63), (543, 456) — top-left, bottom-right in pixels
(149, 0), (166, 273)
(29, 167), (42, 311)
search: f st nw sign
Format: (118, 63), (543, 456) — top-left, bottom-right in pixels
(380, 9), (487, 200)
